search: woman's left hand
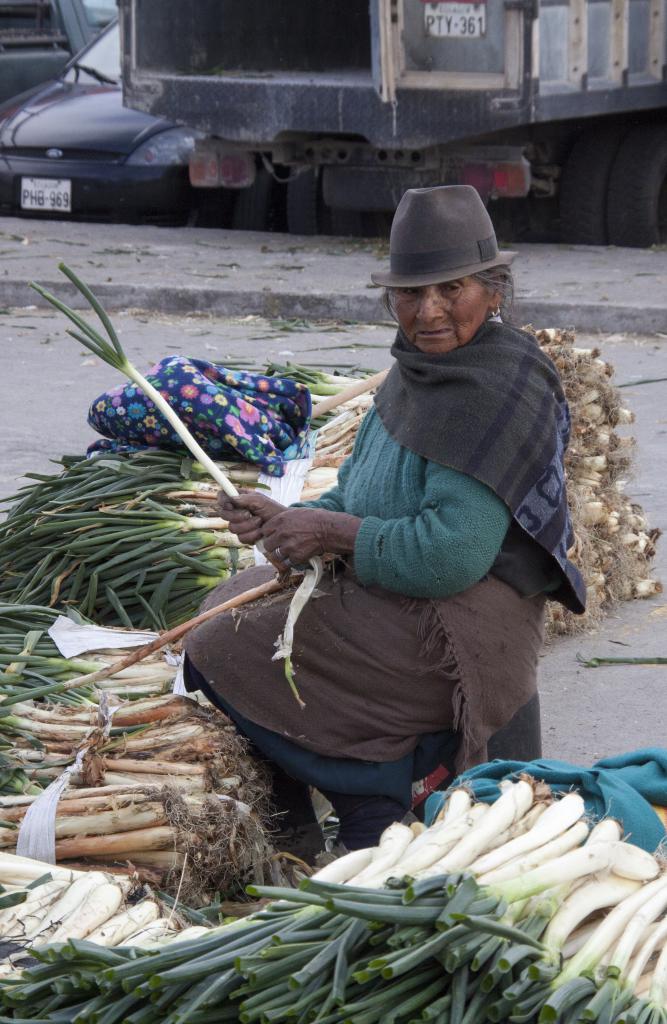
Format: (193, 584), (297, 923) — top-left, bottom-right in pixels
(261, 508), (362, 570)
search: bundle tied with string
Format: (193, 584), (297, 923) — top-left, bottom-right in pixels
(0, 694), (274, 901)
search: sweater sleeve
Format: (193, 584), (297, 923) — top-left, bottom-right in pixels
(353, 462), (512, 599)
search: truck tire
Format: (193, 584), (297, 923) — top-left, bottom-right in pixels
(330, 206), (364, 237)
(287, 169), (321, 235)
(559, 125), (628, 244)
(607, 125), (667, 247)
(232, 168), (273, 232)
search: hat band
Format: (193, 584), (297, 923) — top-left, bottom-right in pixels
(390, 235), (497, 276)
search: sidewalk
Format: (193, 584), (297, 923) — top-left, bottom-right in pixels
(1, 217), (666, 333)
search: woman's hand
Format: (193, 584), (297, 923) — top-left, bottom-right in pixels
(262, 508), (362, 570)
(217, 489), (286, 546)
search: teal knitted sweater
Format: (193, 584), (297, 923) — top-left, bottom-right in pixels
(297, 406), (512, 599)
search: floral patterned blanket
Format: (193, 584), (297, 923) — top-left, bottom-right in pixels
(87, 356), (312, 476)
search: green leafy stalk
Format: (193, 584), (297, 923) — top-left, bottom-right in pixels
(30, 265), (238, 499)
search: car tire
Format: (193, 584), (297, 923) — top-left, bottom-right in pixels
(559, 125), (629, 244)
(286, 169), (322, 235)
(232, 167), (273, 232)
(607, 124), (667, 247)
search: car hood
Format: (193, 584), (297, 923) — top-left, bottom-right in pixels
(0, 80), (172, 155)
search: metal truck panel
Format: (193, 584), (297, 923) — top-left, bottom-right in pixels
(120, 0), (667, 147)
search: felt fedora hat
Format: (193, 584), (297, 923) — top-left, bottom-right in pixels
(371, 185), (516, 288)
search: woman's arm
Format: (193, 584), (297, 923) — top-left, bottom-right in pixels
(352, 463), (512, 599)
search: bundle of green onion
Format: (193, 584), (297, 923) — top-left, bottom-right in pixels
(0, 602), (178, 700)
(0, 451), (257, 629)
(0, 303), (364, 631)
(2, 780), (667, 1024)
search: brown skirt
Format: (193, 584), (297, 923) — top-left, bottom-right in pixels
(184, 565), (546, 774)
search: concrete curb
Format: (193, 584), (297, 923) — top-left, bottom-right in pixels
(3, 278), (665, 334)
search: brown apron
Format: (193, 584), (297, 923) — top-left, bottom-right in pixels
(184, 563), (545, 774)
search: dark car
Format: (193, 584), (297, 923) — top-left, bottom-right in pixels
(0, 19), (200, 224)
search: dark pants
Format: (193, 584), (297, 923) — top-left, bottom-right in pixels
(184, 656), (422, 850)
(265, 758), (407, 851)
(184, 656), (540, 851)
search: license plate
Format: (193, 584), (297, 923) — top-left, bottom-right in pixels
(20, 177), (72, 212)
(424, 2), (487, 37)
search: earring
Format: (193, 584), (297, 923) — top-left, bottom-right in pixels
(491, 307), (500, 317)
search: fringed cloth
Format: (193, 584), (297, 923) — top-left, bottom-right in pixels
(184, 564), (546, 775)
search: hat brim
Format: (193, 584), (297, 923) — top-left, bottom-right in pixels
(370, 250), (516, 289)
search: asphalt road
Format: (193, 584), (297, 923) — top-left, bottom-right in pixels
(2, 305), (665, 766)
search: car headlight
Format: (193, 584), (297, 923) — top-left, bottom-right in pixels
(126, 127), (199, 167)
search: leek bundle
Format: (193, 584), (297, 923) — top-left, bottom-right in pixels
(0, 694), (273, 897)
(2, 784), (667, 1024)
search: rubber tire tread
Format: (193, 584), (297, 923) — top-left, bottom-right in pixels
(559, 125), (628, 244)
(607, 124), (667, 247)
(286, 168), (321, 235)
(232, 167), (273, 232)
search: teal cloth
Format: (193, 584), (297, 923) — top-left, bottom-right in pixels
(296, 406), (511, 599)
(424, 748), (667, 852)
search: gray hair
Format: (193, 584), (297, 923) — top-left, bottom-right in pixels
(381, 264), (515, 324)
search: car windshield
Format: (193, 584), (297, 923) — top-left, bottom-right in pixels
(81, 0), (118, 29)
(64, 21), (120, 85)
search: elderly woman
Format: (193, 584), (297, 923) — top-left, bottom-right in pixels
(184, 185), (585, 858)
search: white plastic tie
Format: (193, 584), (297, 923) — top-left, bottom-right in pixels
(48, 617), (158, 658)
(16, 693), (120, 864)
(165, 651), (187, 695)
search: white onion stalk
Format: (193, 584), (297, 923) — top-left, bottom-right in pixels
(127, 918), (177, 948)
(625, 916), (667, 993)
(311, 847), (374, 883)
(394, 804), (489, 878)
(561, 920), (602, 960)
(541, 875), (642, 962)
(0, 850), (86, 886)
(85, 899), (159, 946)
(555, 873), (667, 985)
(31, 264), (320, 708)
(348, 823), (414, 886)
(28, 871), (112, 942)
(611, 843), (661, 881)
(437, 788), (472, 825)
(489, 841), (625, 905)
(49, 881), (123, 944)
(0, 880), (67, 938)
(431, 780), (535, 873)
(468, 792), (585, 875)
(476, 821), (590, 885)
(586, 818), (623, 845)
(606, 878), (667, 980)
(480, 801), (549, 855)
(649, 943), (667, 1006)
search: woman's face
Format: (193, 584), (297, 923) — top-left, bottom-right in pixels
(391, 277), (501, 354)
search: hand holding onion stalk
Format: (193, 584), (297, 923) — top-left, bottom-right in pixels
(29, 264), (322, 706)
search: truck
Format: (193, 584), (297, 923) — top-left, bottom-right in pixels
(0, 0), (117, 105)
(118, 0), (667, 246)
